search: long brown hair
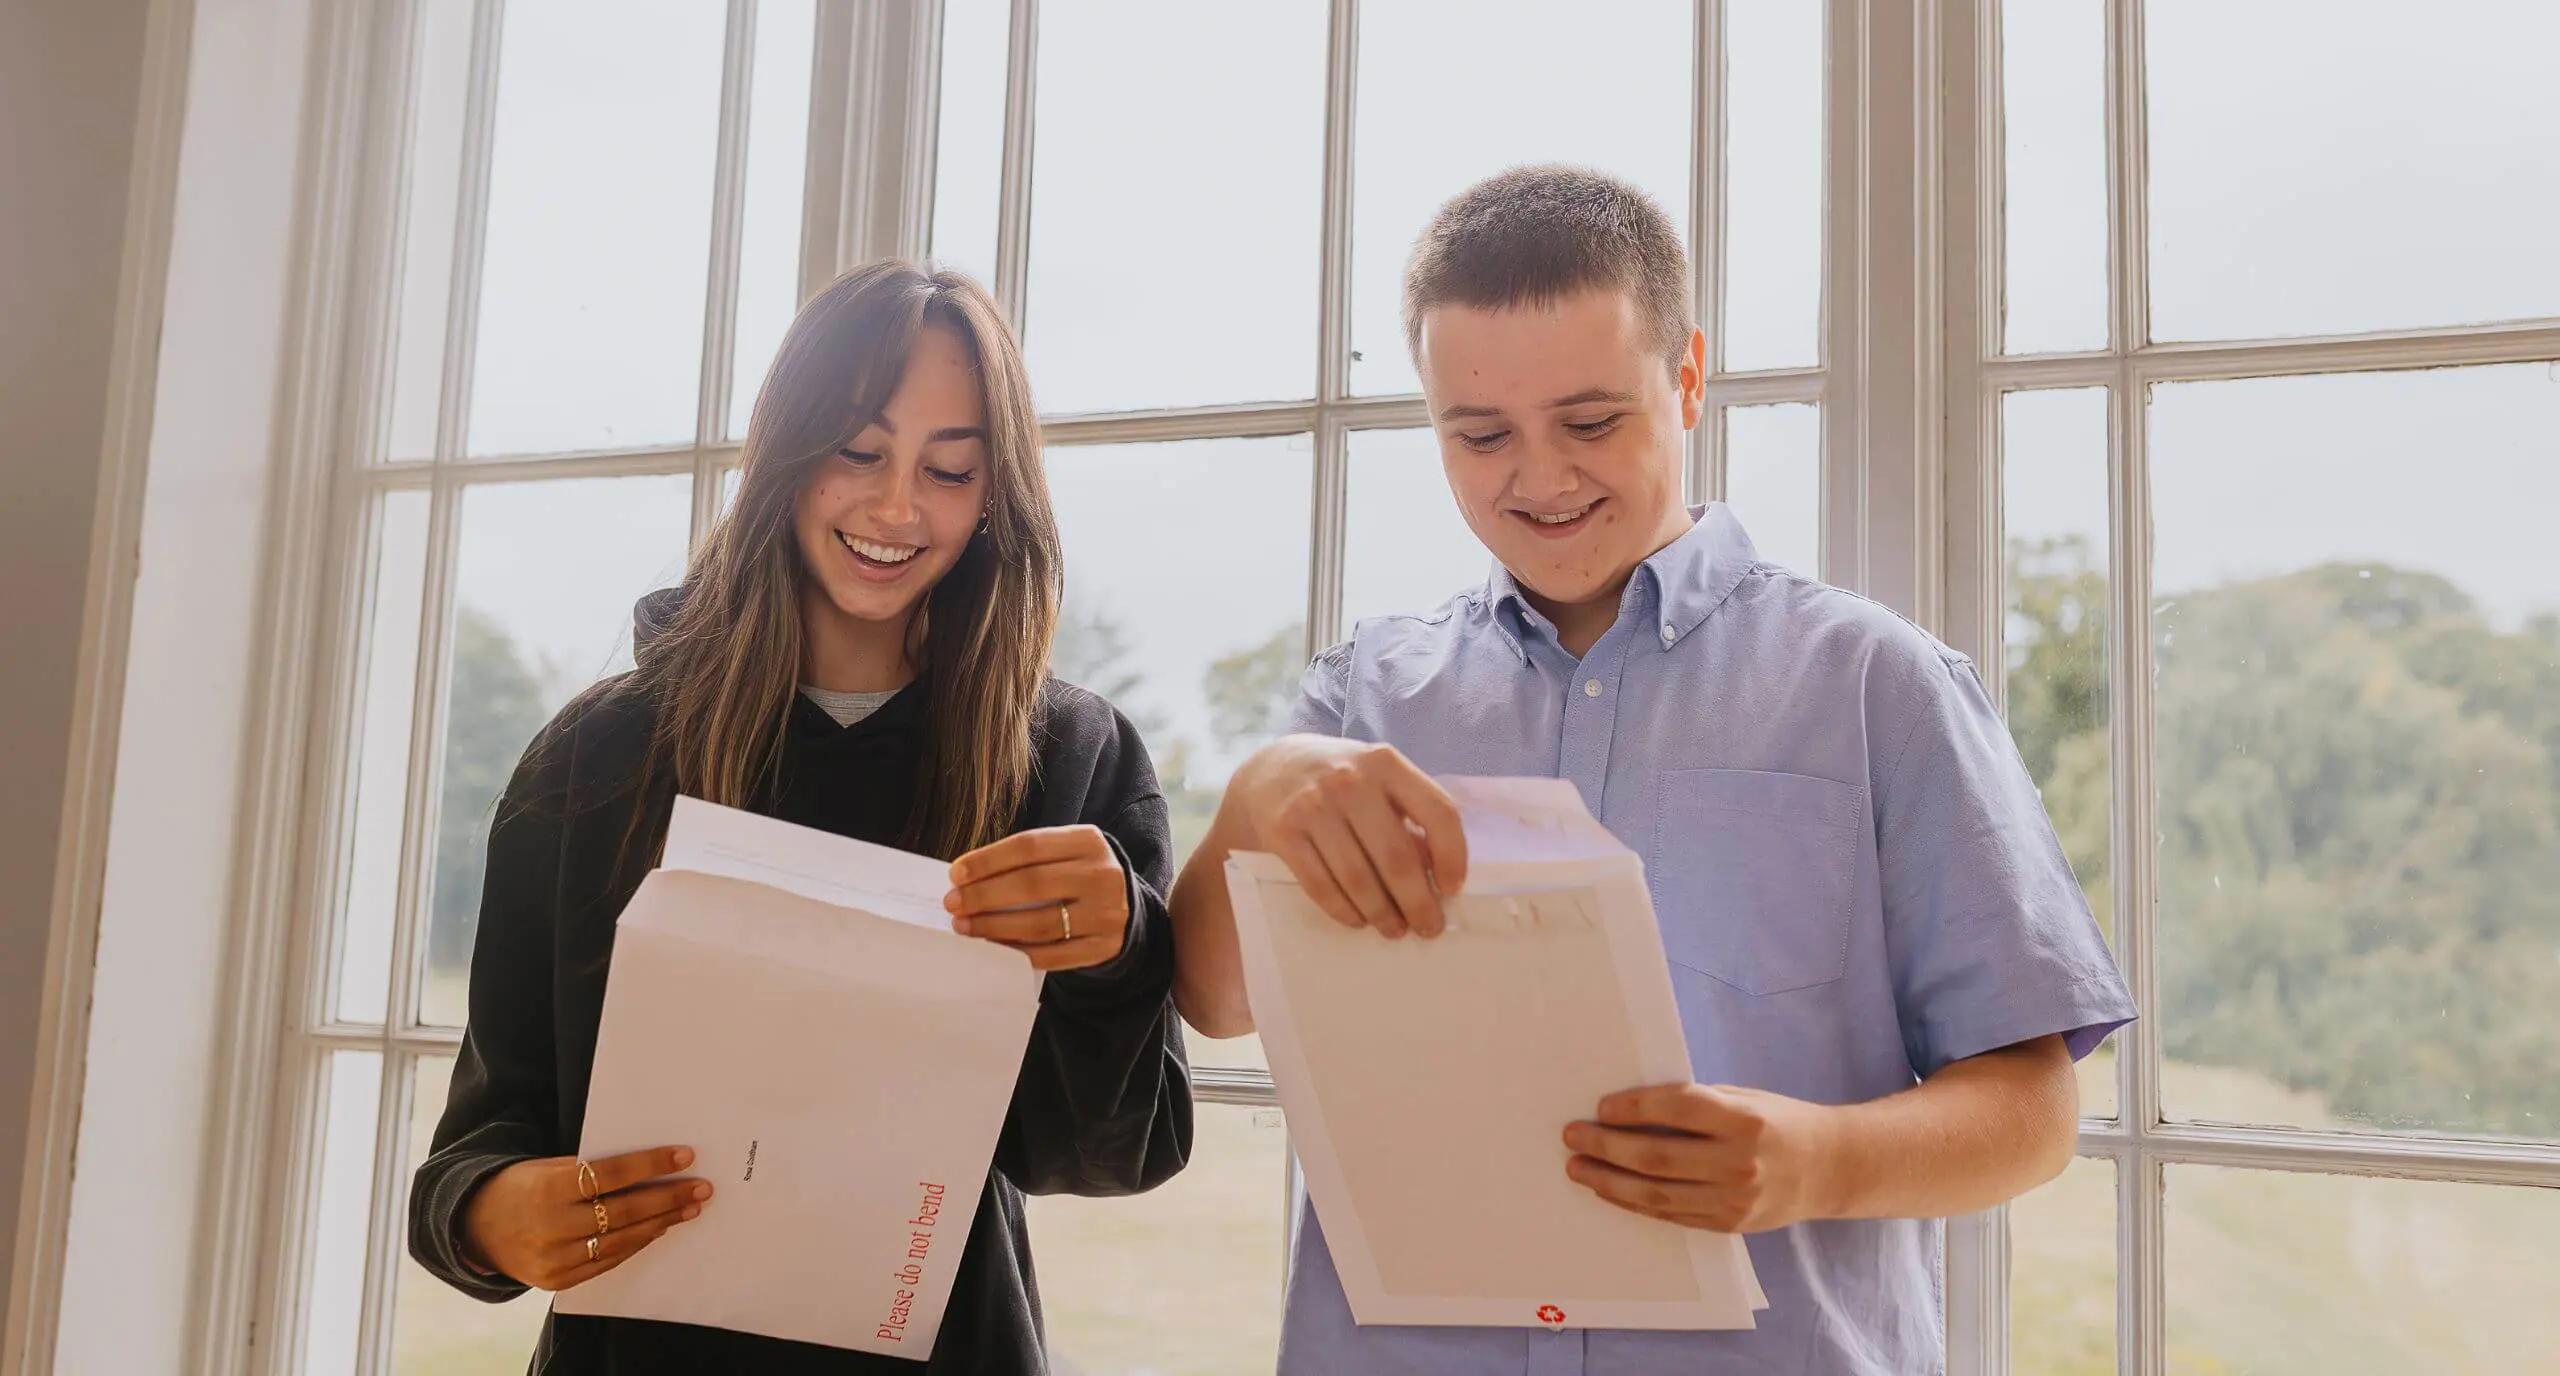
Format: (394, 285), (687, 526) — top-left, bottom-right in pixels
(629, 261), (1059, 859)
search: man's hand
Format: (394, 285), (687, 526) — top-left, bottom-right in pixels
(1564, 1038), (2079, 1231)
(1228, 735), (1468, 938)
(1562, 1083), (1842, 1234)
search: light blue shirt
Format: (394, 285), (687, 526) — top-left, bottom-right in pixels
(1276, 504), (2134, 1376)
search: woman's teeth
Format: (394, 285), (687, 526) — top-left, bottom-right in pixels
(840, 531), (920, 564)
(1525, 504), (1595, 525)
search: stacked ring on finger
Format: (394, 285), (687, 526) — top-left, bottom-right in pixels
(1058, 902), (1073, 942)
(586, 1235), (602, 1262)
(593, 1199), (612, 1236)
(577, 1159), (600, 1201)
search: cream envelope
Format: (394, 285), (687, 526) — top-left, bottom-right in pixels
(1227, 777), (1767, 1332)
(553, 798), (1042, 1357)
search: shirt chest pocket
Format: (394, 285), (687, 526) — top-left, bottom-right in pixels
(1649, 768), (1864, 996)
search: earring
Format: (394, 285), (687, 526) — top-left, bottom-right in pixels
(976, 513), (990, 535)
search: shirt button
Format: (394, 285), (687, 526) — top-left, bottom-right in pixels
(1583, 679), (1603, 698)
(1660, 622), (1676, 643)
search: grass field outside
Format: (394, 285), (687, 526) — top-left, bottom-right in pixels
(2011, 1053), (2560, 1376)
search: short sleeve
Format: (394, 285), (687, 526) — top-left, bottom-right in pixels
(1877, 651), (2134, 1079)
(1285, 641), (1353, 737)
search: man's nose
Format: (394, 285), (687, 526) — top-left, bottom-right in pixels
(1511, 442), (1580, 502)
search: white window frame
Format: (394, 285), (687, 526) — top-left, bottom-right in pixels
(156, 1), (2560, 1373)
(1939, 3), (2560, 1375)
(176, 3), (908, 1372)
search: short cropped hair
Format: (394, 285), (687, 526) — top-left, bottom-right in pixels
(1401, 164), (1693, 371)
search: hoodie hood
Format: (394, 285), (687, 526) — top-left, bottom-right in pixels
(632, 585), (686, 666)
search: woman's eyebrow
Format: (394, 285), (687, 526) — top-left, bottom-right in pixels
(862, 416), (985, 443)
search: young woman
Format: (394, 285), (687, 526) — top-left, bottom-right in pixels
(407, 263), (1191, 1373)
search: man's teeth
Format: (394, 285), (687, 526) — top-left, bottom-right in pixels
(1526, 504), (1594, 525)
(840, 531), (920, 563)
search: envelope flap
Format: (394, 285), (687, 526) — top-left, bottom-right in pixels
(661, 794), (953, 930)
(1440, 776), (1626, 865)
(621, 869), (1037, 997)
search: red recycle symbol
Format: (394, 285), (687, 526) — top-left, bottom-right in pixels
(1535, 1304), (1567, 1329)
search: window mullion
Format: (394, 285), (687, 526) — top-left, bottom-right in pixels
(991, 0), (1037, 330)
(694, 0), (759, 551)
(1935, 1), (2005, 1371)
(389, 475), (462, 1040)
(1819, 0), (1867, 595)
(433, 0), (505, 467)
(1688, 0), (1727, 505)
(2104, 0), (2162, 1370)
(1305, 0), (1358, 657)
(350, 1046), (415, 1376)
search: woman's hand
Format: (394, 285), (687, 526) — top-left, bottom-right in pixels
(459, 1146), (711, 1291)
(945, 825), (1132, 972)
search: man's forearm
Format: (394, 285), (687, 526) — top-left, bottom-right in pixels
(1166, 787), (1257, 1038)
(1818, 1036), (2078, 1220)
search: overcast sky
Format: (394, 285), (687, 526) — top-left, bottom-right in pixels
(421, 0), (2560, 779)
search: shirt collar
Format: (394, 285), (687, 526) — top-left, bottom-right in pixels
(1485, 503), (1760, 658)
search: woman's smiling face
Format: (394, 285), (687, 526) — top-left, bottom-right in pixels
(793, 322), (992, 629)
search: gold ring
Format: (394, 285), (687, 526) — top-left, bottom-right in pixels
(576, 1160), (599, 1201)
(594, 1200), (611, 1236)
(586, 1235), (601, 1262)
(1058, 902), (1073, 942)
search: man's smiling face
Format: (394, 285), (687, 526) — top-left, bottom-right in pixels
(1416, 287), (1705, 638)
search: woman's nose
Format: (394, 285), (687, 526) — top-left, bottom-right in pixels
(868, 462), (919, 528)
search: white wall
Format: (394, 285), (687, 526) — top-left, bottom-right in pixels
(47, 0), (315, 1370)
(0, 0), (158, 1364)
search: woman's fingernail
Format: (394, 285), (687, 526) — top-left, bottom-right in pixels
(952, 917), (975, 936)
(682, 1205), (701, 1221)
(691, 1182), (712, 1201)
(672, 1148), (695, 1168)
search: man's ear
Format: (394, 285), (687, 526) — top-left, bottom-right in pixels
(1676, 327), (1707, 430)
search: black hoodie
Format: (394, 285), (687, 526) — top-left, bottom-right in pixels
(407, 589), (1193, 1374)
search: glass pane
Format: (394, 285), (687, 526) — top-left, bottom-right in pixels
(1025, 2), (1324, 413)
(726, 0), (816, 442)
(1025, 1102), (1287, 1374)
(2001, 387), (2114, 1118)
(1046, 437), (1313, 1073)
(1999, 0), (2107, 355)
(1351, 0), (1692, 396)
(467, 0), (725, 455)
(2010, 1156), (2115, 1376)
(2165, 1166), (2560, 1373)
(421, 475), (693, 1026)
(301, 1050), (383, 1376)
(1343, 428), (1490, 630)
(337, 491), (432, 1025)
(395, 1055), (553, 1373)
(1722, 402), (1820, 578)
(2151, 366), (2560, 1138)
(1721, 0), (1824, 371)
(384, 0), (475, 462)
(2147, 0), (2560, 342)
(928, 0), (1009, 290)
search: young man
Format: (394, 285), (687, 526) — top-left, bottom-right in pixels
(1166, 165), (2133, 1374)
